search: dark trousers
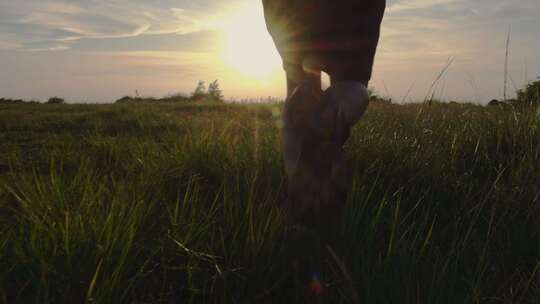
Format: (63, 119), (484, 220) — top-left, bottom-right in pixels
(263, 0), (386, 92)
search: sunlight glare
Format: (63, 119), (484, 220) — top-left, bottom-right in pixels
(220, 2), (282, 81)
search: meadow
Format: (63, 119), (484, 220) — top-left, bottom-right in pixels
(1, 100), (539, 303)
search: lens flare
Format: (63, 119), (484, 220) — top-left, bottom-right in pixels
(309, 274), (325, 296)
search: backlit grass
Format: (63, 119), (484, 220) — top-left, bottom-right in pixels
(1, 101), (539, 303)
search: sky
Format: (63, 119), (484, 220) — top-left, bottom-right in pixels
(0, 0), (539, 104)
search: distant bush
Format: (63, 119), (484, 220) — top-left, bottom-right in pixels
(47, 97), (65, 104)
(116, 96), (135, 103)
(487, 99), (514, 108)
(115, 80), (224, 104)
(0, 98), (39, 104)
(116, 94), (190, 104)
(161, 93), (189, 103)
(368, 88), (392, 104)
(488, 99), (500, 106)
(517, 80), (540, 107)
(115, 96), (159, 104)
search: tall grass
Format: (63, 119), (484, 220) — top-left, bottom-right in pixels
(0, 101), (539, 303)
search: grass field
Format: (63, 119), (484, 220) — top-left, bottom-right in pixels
(1, 101), (540, 303)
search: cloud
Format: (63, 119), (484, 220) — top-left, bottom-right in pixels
(27, 45), (70, 52)
(0, 40), (21, 50)
(0, 0), (233, 51)
(387, 0), (465, 13)
(381, 0), (540, 63)
(372, 0), (540, 101)
(71, 30), (223, 53)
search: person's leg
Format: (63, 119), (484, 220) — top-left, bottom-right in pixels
(285, 64), (304, 98)
(279, 61), (333, 304)
(282, 55), (374, 304)
(285, 63), (321, 99)
(282, 62), (322, 182)
(312, 75), (369, 303)
(320, 75), (370, 215)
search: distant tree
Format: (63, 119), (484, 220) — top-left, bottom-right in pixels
(191, 81), (207, 101)
(368, 88), (392, 104)
(47, 97), (65, 104)
(208, 80), (223, 102)
(517, 80), (540, 106)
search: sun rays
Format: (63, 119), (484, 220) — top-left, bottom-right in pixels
(219, 2), (282, 82)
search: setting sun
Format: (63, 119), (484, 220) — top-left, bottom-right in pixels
(220, 2), (282, 81)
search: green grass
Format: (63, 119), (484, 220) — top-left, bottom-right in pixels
(1, 101), (540, 303)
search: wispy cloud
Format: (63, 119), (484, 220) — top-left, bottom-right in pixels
(387, 0), (465, 13)
(27, 45), (70, 52)
(0, 0), (235, 51)
(372, 0), (540, 101)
